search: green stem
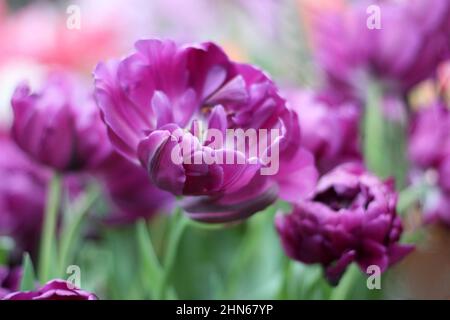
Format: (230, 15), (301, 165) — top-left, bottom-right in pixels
(38, 173), (62, 284)
(0, 237), (13, 265)
(363, 82), (408, 189)
(364, 82), (386, 177)
(20, 253), (36, 291)
(58, 185), (100, 276)
(156, 208), (188, 299)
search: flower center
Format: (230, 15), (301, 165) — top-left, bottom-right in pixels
(313, 185), (373, 211)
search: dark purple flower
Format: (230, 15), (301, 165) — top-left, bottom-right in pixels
(94, 39), (317, 223)
(313, 0), (450, 96)
(285, 89), (362, 174)
(96, 152), (175, 224)
(2, 279), (97, 300)
(0, 267), (21, 299)
(0, 132), (48, 255)
(11, 73), (111, 172)
(275, 164), (413, 285)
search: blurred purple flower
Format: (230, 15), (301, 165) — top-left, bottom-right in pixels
(409, 102), (450, 226)
(0, 267), (21, 299)
(94, 39), (317, 223)
(0, 132), (48, 255)
(421, 188), (450, 226)
(409, 103), (450, 172)
(275, 163), (413, 285)
(285, 89), (362, 174)
(313, 0), (450, 96)
(95, 152), (175, 224)
(0, 131), (84, 257)
(11, 73), (111, 172)
(2, 279), (97, 300)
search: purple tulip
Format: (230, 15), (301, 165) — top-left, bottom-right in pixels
(94, 39), (317, 222)
(275, 164), (414, 285)
(0, 267), (21, 299)
(95, 152), (175, 224)
(11, 73), (111, 172)
(0, 132), (48, 255)
(2, 279), (97, 300)
(409, 103), (450, 172)
(285, 89), (362, 174)
(313, 0), (450, 96)
(409, 103), (450, 226)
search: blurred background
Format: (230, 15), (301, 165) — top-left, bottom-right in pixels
(0, 0), (322, 127)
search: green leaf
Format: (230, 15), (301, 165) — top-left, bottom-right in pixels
(136, 219), (164, 299)
(104, 227), (143, 299)
(58, 185), (100, 276)
(20, 253), (36, 291)
(329, 264), (361, 300)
